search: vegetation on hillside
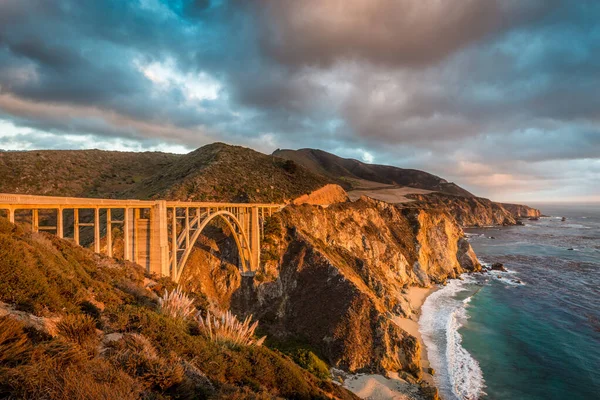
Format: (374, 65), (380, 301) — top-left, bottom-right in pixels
(0, 143), (331, 204)
(129, 143), (331, 203)
(0, 218), (356, 399)
(0, 149), (177, 198)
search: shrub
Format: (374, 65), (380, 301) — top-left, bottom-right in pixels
(0, 316), (31, 366)
(292, 349), (331, 380)
(107, 333), (184, 392)
(5, 353), (140, 400)
(57, 314), (98, 348)
(158, 287), (195, 320)
(196, 309), (266, 348)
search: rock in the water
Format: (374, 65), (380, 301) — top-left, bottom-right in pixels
(568, 248), (574, 251)
(491, 263), (507, 272)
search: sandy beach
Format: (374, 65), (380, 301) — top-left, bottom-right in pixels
(343, 286), (438, 400)
(392, 286), (438, 385)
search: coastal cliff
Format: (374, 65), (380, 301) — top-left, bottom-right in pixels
(180, 197), (480, 383)
(405, 193), (540, 227)
(501, 203), (542, 218)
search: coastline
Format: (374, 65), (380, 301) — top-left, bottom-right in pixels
(342, 286), (439, 400)
(392, 286), (439, 385)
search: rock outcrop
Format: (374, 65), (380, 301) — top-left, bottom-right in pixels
(405, 193), (517, 227)
(292, 184), (349, 206)
(501, 203), (542, 219)
(211, 197), (480, 378)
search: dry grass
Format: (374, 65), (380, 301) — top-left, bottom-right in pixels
(196, 309), (266, 347)
(57, 314), (98, 348)
(107, 333), (184, 392)
(0, 316), (31, 366)
(158, 286), (196, 320)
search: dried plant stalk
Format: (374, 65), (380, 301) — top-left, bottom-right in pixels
(196, 309), (266, 347)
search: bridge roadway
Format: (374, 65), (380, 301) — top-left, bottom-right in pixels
(0, 193), (283, 282)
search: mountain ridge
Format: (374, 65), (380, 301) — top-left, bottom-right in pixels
(273, 148), (475, 197)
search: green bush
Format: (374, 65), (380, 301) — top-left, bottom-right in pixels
(292, 349), (331, 380)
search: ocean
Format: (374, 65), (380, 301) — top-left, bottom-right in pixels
(419, 203), (600, 400)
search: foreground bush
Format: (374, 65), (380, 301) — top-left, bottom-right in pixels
(196, 309), (266, 348)
(158, 286), (195, 320)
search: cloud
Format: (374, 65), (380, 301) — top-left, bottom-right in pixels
(0, 0), (598, 202)
(254, 0), (554, 68)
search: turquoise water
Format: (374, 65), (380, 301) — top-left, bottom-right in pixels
(420, 204), (600, 400)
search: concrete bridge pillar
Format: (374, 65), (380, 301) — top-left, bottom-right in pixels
(250, 206), (260, 272)
(149, 201), (169, 277)
(57, 207), (63, 238)
(124, 208), (132, 261)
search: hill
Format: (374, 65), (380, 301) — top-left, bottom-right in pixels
(273, 148), (474, 197)
(0, 144), (330, 203)
(128, 143), (330, 203)
(273, 148), (541, 224)
(0, 149), (177, 198)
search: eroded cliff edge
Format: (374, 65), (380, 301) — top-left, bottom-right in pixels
(406, 192), (541, 227)
(181, 197), (480, 382)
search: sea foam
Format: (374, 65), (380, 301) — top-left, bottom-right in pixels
(419, 277), (485, 400)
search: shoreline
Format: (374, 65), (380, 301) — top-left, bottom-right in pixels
(342, 285), (439, 400)
(392, 286), (439, 386)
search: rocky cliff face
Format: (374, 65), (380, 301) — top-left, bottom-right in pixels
(182, 197), (480, 379)
(405, 193), (518, 227)
(501, 203), (542, 218)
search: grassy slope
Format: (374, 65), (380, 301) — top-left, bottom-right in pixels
(0, 149), (177, 198)
(129, 143), (331, 203)
(0, 144), (331, 203)
(0, 218), (356, 400)
(273, 148), (474, 197)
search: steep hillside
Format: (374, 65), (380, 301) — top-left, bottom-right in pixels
(273, 148), (474, 197)
(0, 218), (356, 400)
(0, 144), (331, 203)
(0, 149), (177, 198)
(130, 143), (330, 203)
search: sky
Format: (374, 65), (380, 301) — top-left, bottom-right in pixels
(0, 0), (599, 203)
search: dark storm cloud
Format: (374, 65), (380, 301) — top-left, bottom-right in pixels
(0, 0), (599, 201)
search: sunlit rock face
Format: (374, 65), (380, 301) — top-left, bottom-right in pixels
(406, 192), (523, 227)
(221, 197), (479, 377)
(500, 203), (542, 218)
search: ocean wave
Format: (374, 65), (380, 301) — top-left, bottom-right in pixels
(447, 305), (485, 400)
(419, 277), (485, 400)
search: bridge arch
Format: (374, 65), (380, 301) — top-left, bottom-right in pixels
(173, 210), (253, 283)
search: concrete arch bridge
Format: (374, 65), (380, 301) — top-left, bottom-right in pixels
(0, 193), (283, 282)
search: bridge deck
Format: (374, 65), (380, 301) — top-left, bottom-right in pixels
(0, 193), (282, 209)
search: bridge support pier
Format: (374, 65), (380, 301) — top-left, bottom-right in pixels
(250, 206), (260, 271)
(124, 208), (131, 262)
(57, 208), (63, 238)
(94, 208), (100, 253)
(74, 209), (80, 245)
(149, 201), (169, 277)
